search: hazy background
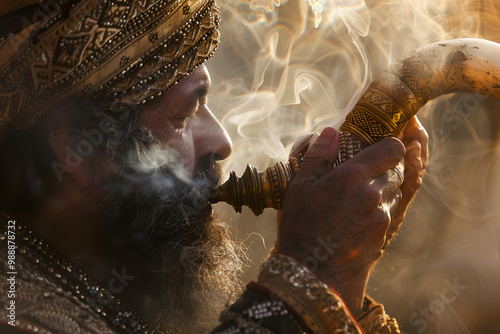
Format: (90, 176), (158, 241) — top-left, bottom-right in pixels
(206, 0), (500, 333)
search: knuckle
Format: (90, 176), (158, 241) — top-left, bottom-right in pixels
(366, 208), (391, 236)
(365, 187), (382, 206)
(413, 175), (424, 190)
(376, 208), (391, 229)
(341, 162), (367, 182)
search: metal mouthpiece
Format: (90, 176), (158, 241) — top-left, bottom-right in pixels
(210, 159), (301, 216)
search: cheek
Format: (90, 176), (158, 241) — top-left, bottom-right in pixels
(165, 132), (196, 175)
(140, 113), (196, 175)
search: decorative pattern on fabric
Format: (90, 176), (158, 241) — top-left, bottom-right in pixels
(212, 284), (307, 334)
(0, 212), (156, 333)
(257, 253), (363, 334)
(215, 312), (276, 334)
(356, 296), (401, 334)
(0, 0), (220, 132)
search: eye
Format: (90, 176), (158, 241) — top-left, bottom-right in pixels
(199, 88), (209, 105)
(168, 85), (208, 130)
(171, 102), (200, 129)
(199, 93), (208, 105)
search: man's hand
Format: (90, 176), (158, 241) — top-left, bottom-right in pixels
(279, 128), (405, 276)
(384, 116), (429, 248)
(277, 119), (428, 315)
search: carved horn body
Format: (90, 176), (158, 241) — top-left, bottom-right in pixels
(211, 38), (500, 215)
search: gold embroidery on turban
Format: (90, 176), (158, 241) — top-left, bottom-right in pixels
(0, 0), (220, 132)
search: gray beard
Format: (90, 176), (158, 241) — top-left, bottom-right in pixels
(97, 163), (247, 333)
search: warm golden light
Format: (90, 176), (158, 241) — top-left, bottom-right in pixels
(208, 0), (500, 332)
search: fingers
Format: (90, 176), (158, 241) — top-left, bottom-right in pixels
(399, 140), (424, 208)
(393, 116), (428, 218)
(388, 188), (403, 218)
(402, 116), (429, 169)
(349, 137), (405, 179)
(384, 137), (426, 248)
(371, 161), (404, 244)
(403, 141), (422, 179)
(374, 161), (405, 203)
(297, 127), (340, 182)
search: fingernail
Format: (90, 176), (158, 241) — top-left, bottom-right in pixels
(319, 127), (336, 142)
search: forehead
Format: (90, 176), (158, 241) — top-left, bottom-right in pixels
(139, 64), (210, 114)
(169, 64), (211, 95)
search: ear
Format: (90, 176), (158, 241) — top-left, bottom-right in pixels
(46, 103), (111, 188)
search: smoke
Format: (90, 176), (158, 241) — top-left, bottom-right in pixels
(207, 0), (500, 333)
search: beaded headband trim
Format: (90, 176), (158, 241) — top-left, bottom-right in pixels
(0, 0), (221, 132)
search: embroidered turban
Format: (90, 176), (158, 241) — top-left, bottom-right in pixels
(0, 0), (221, 133)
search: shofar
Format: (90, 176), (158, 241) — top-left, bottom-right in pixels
(210, 38), (500, 215)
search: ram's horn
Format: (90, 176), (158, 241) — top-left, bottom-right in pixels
(211, 38), (500, 215)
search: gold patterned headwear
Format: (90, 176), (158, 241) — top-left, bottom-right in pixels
(0, 0), (221, 132)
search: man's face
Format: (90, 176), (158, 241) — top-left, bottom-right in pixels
(140, 64), (232, 176)
(84, 64), (243, 332)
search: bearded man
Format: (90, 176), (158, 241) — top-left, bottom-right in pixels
(0, 0), (427, 333)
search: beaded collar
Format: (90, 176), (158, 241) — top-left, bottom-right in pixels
(0, 212), (157, 333)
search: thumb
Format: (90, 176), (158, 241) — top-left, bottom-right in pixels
(296, 127), (339, 183)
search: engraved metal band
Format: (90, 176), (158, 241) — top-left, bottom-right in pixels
(258, 254), (363, 334)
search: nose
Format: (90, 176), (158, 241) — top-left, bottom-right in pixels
(192, 105), (232, 162)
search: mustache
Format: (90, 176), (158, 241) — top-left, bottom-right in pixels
(100, 148), (226, 231)
(185, 155), (224, 207)
(194, 154), (224, 184)
(115, 153), (224, 208)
